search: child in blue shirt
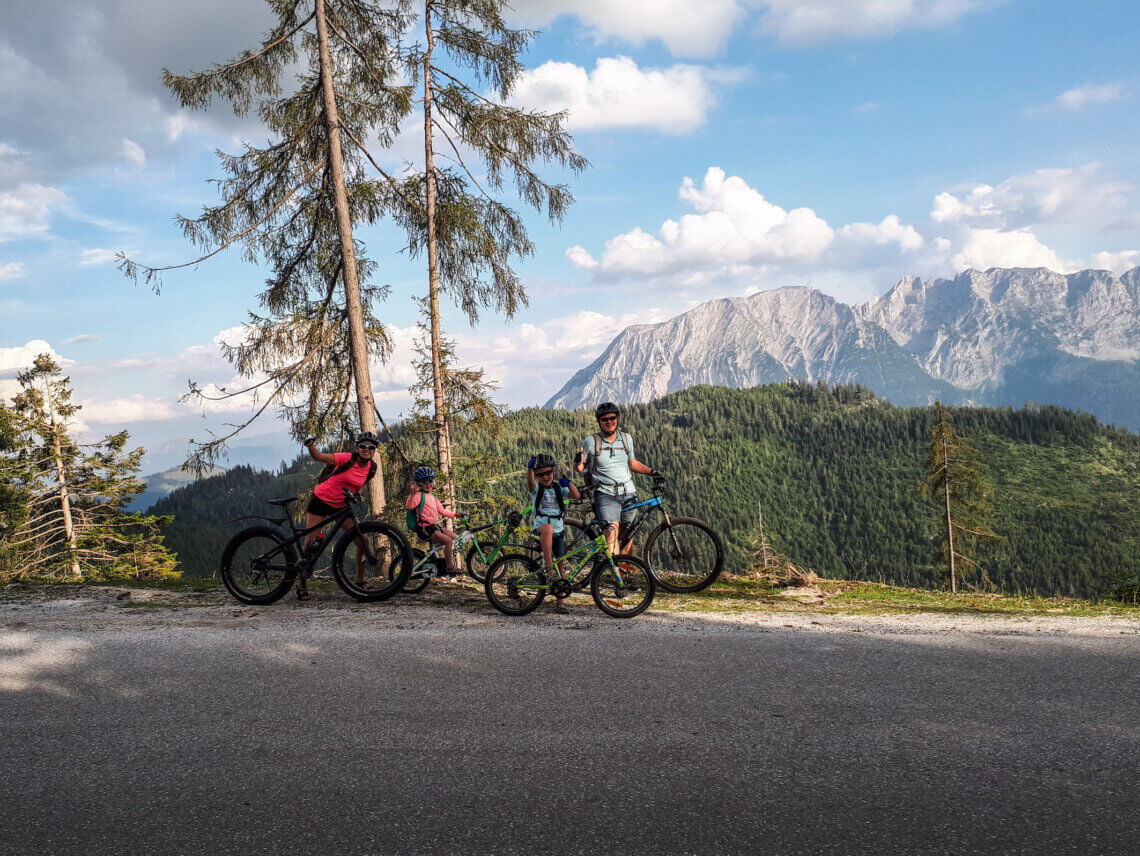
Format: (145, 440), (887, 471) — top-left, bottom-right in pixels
(527, 452), (581, 614)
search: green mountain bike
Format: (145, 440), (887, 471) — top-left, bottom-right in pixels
(484, 520), (655, 618)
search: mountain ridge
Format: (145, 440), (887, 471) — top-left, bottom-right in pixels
(545, 266), (1140, 428)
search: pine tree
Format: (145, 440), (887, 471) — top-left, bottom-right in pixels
(4, 356), (176, 581)
(386, 0), (587, 511)
(118, 0), (416, 512)
(920, 400), (999, 592)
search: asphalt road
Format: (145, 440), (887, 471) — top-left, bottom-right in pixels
(2, 612), (1137, 855)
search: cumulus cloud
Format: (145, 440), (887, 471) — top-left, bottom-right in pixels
(758, 0), (993, 43)
(951, 227), (1066, 272)
(0, 184), (71, 241)
(1027, 82), (1128, 115)
(839, 215), (924, 251)
(512, 57), (741, 134)
(569, 167), (835, 278)
(1090, 250), (1140, 273)
(0, 262), (24, 280)
(931, 163), (1134, 229)
(510, 0), (746, 57)
(0, 339), (74, 407)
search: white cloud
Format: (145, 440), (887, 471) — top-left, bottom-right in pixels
(0, 340), (70, 378)
(0, 262), (24, 280)
(951, 227), (1066, 272)
(164, 111), (201, 141)
(1090, 250), (1140, 273)
(0, 184), (71, 241)
(758, 0), (992, 43)
(570, 167), (835, 278)
(81, 395), (177, 423)
(120, 138), (146, 168)
(513, 57), (740, 135)
(931, 164), (1134, 229)
(851, 101), (880, 114)
(1026, 82), (1129, 116)
(64, 334), (100, 344)
(79, 248), (120, 266)
(510, 0), (747, 57)
(839, 215), (924, 251)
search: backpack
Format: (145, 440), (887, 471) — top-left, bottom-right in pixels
(533, 481), (566, 519)
(585, 431), (632, 491)
(405, 490), (427, 532)
(317, 453), (377, 487)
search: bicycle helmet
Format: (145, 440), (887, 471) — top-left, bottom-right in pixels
(594, 401), (620, 421)
(356, 430), (380, 446)
(413, 465), (435, 483)
(533, 453), (557, 471)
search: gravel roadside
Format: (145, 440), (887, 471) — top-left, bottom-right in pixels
(2, 582), (1136, 637)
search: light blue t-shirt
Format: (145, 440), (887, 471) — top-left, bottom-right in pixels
(582, 431), (635, 497)
(533, 483), (566, 533)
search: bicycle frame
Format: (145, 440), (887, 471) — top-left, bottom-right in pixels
(520, 525), (632, 593)
(240, 495), (378, 577)
(465, 505), (535, 568)
(568, 485), (670, 551)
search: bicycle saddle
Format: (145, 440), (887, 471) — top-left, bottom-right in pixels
(267, 495), (302, 507)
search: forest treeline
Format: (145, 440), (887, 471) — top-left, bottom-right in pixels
(151, 383), (1139, 598)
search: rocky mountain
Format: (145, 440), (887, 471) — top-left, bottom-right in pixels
(545, 267), (1140, 429)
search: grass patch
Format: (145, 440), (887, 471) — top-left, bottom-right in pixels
(668, 577), (1140, 618)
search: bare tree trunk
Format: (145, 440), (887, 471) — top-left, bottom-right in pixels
(45, 386), (81, 577)
(758, 501), (770, 569)
(315, 0), (385, 512)
(422, 8), (456, 517)
(941, 431), (956, 593)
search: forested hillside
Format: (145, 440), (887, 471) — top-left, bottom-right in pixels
(153, 383), (1138, 598)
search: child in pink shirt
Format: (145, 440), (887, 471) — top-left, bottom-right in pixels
(405, 466), (462, 573)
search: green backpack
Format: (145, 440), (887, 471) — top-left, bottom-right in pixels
(405, 491), (427, 532)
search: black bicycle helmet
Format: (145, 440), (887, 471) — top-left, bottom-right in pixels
(533, 453), (557, 470)
(594, 401), (620, 421)
(356, 430), (380, 446)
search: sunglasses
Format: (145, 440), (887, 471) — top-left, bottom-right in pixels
(535, 469), (555, 478)
(357, 443), (377, 451)
(599, 415), (618, 423)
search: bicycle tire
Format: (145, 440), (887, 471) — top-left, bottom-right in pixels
(330, 521), (412, 602)
(484, 554), (547, 616)
(591, 553), (655, 618)
(401, 548), (432, 594)
(643, 517), (725, 594)
(219, 525), (298, 605)
(467, 541), (529, 584)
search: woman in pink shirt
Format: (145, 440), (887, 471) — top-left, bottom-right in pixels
(405, 466), (462, 574)
(297, 431), (379, 600)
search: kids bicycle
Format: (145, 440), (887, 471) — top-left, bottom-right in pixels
(400, 515), (519, 593)
(568, 474), (724, 593)
(219, 489), (412, 604)
(483, 520), (655, 618)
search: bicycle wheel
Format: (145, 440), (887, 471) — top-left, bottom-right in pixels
(591, 553), (655, 618)
(466, 541), (529, 584)
(643, 517), (725, 594)
(219, 525), (298, 605)
(401, 548), (431, 594)
(330, 521), (412, 602)
(484, 554), (547, 616)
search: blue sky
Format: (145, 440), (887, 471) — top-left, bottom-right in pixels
(1, 0), (1138, 464)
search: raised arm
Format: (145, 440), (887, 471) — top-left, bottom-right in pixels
(303, 437), (337, 466)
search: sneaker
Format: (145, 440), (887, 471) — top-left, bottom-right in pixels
(613, 586), (628, 599)
(554, 600), (569, 615)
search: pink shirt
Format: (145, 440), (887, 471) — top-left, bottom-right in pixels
(314, 453), (373, 506)
(405, 490), (456, 525)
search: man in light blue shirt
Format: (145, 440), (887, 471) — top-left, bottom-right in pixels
(574, 402), (660, 556)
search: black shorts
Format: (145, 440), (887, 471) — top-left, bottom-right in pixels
(414, 523), (440, 542)
(306, 495), (341, 517)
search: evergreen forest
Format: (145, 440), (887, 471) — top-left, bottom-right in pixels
(150, 383), (1139, 599)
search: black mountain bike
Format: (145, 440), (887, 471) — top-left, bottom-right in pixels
(219, 489), (411, 605)
(569, 475), (724, 593)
